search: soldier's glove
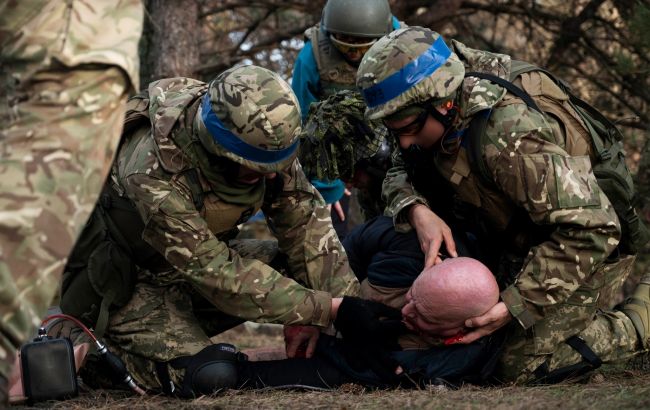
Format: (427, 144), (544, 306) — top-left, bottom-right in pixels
(334, 296), (407, 382)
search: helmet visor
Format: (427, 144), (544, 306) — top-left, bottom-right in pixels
(330, 34), (378, 57)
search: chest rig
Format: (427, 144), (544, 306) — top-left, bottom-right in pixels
(306, 25), (358, 98)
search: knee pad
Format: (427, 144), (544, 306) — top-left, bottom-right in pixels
(170, 343), (246, 398)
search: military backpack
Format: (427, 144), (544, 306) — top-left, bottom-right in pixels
(465, 61), (650, 256)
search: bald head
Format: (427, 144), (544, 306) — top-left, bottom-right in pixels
(401, 257), (499, 336)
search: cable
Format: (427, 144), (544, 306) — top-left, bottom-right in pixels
(41, 314), (146, 396)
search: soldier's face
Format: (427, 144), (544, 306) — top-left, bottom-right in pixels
(236, 165), (277, 185)
(385, 107), (448, 151)
(401, 285), (466, 337)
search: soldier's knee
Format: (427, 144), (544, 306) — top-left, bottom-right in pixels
(159, 343), (246, 398)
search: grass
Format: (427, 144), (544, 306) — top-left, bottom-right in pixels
(13, 369), (650, 409)
(13, 323), (650, 410)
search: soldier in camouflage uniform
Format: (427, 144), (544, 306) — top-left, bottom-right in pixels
(292, 0), (401, 234)
(60, 66), (369, 395)
(0, 1), (142, 402)
(356, 26), (650, 383)
(299, 90), (393, 220)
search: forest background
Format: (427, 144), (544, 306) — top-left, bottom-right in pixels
(18, 0), (650, 408)
(139, 0), (650, 268)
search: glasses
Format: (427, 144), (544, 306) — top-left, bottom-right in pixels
(384, 109), (429, 139)
(330, 34), (377, 56)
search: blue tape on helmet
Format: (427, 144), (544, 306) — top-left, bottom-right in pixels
(362, 36), (452, 108)
(200, 93), (299, 164)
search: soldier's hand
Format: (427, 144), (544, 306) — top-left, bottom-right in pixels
(333, 296), (406, 348)
(408, 204), (458, 268)
(283, 325), (320, 358)
(455, 302), (512, 345)
(331, 189), (352, 221)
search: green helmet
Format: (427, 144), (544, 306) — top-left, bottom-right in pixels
(356, 27), (465, 120)
(197, 65), (302, 173)
(322, 0), (392, 38)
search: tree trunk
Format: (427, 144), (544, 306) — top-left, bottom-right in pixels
(139, 0), (200, 87)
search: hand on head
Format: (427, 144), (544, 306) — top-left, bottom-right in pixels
(401, 257), (500, 338)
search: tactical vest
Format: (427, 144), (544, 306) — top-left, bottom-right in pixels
(61, 79), (264, 334)
(305, 25), (358, 98)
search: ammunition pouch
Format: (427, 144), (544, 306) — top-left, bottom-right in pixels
(60, 201), (136, 337)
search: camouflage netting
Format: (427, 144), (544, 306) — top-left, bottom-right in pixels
(299, 90), (388, 181)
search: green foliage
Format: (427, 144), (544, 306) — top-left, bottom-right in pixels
(630, 2), (650, 51)
(614, 49), (637, 75)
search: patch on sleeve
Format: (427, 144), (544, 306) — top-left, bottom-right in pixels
(552, 155), (601, 209)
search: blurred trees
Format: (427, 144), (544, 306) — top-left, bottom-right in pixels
(139, 0), (200, 86)
(141, 1), (648, 136)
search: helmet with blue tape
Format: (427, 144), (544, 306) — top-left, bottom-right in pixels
(197, 65), (302, 173)
(356, 27), (465, 120)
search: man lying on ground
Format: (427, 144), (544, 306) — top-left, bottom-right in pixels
(226, 216), (503, 392)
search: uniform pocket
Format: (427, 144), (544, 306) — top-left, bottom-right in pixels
(553, 155), (601, 209)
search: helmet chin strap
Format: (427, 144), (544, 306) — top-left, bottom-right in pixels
(426, 102), (458, 132)
(425, 99), (461, 154)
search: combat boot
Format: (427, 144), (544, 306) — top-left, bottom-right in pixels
(621, 274), (650, 349)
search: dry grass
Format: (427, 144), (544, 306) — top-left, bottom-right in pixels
(13, 324), (650, 410)
(13, 369), (650, 410)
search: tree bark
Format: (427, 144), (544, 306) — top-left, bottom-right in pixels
(139, 0), (200, 87)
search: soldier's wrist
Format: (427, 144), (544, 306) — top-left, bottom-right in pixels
(330, 297), (343, 321)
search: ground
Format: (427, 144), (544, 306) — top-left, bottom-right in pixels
(13, 323), (650, 410)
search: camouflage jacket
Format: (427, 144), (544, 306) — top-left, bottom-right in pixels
(383, 42), (621, 335)
(111, 77), (359, 327)
(0, 0), (142, 91)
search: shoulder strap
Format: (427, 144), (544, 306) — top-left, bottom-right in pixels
(465, 71), (542, 114)
(508, 61), (617, 161)
(465, 110), (495, 189)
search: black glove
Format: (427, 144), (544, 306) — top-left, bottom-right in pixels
(334, 296), (407, 382)
(335, 296), (406, 348)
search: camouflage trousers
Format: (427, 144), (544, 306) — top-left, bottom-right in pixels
(0, 2), (139, 385)
(98, 239), (280, 390)
(495, 255), (642, 383)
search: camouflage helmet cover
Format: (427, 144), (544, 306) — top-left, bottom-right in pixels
(299, 90), (389, 181)
(322, 0), (392, 38)
(197, 65), (302, 173)
(357, 27), (465, 120)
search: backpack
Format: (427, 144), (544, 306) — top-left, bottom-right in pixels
(465, 61), (650, 255)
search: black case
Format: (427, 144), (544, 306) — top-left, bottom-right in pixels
(20, 336), (78, 402)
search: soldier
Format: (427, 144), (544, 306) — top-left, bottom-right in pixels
(0, 1), (143, 403)
(57, 65), (402, 396)
(292, 0), (401, 235)
(299, 90), (393, 221)
(356, 26), (650, 383)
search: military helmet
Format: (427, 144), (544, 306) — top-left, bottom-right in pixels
(197, 65), (302, 173)
(357, 27), (465, 120)
(322, 0), (392, 38)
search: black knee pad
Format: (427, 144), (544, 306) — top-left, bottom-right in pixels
(170, 343), (246, 398)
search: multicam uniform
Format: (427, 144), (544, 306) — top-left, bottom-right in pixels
(0, 0), (142, 395)
(70, 75), (359, 390)
(358, 28), (642, 383)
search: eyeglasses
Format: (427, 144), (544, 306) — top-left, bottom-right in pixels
(384, 109), (429, 139)
(330, 34), (377, 56)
